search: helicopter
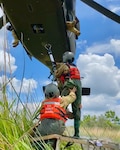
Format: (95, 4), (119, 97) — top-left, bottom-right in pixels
(0, 0), (120, 96)
(0, 0), (119, 69)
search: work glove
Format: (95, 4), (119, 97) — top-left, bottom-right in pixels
(66, 109), (74, 119)
(60, 91), (76, 108)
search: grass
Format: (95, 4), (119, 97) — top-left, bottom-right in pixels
(0, 80), (120, 150)
(0, 81), (54, 150)
(64, 126), (120, 143)
(0, 88), (120, 150)
(0, 99), (33, 150)
(0, 83), (119, 150)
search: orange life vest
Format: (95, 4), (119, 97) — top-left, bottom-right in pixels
(40, 97), (67, 123)
(69, 65), (80, 79)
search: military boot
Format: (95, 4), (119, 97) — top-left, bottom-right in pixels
(74, 119), (80, 138)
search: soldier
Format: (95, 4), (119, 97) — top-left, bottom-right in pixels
(55, 51), (82, 137)
(33, 83), (76, 149)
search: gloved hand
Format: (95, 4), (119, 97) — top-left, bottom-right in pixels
(69, 86), (76, 93)
(60, 96), (70, 108)
(66, 110), (74, 119)
(60, 91), (76, 108)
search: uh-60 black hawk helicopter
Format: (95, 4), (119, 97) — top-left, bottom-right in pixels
(0, 0), (120, 95)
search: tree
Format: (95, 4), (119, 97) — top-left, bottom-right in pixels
(105, 110), (120, 124)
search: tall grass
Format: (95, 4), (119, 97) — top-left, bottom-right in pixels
(81, 126), (120, 143)
(64, 126), (120, 143)
(0, 90), (53, 150)
(0, 92), (34, 149)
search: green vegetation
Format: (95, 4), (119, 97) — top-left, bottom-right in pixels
(0, 83), (120, 149)
(0, 94), (34, 149)
(81, 110), (120, 128)
(80, 111), (120, 143)
(60, 142), (83, 150)
(0, 81), (54, 150)
(65, 111), (120, 143)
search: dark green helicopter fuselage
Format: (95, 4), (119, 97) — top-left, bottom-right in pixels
(0, 0), (77, 68)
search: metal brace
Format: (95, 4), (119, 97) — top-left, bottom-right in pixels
(44, 44), (56, 80)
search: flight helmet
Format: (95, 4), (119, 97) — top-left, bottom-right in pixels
(45, 83), (60, 98)
(63, 51), (74, 63)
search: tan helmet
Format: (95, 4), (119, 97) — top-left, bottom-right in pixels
(45, 83), (60, 98)
(63, 51), (74, 63)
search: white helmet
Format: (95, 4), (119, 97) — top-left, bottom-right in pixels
(63, 51), (74, 63)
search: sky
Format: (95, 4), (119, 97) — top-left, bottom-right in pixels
(0, 0), (120, 124)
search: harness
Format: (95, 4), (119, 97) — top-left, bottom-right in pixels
(40, 97), (67, 122)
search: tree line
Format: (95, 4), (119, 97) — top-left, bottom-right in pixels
(81, 110), (120, 129)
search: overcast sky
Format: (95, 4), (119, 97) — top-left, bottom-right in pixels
(0, 0), (120, 124)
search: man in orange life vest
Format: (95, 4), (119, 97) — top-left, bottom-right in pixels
(34, 83), (76, 149)
(55, 51), (82, 137)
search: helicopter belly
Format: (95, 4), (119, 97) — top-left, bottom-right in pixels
(2, 0), (70, 68)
